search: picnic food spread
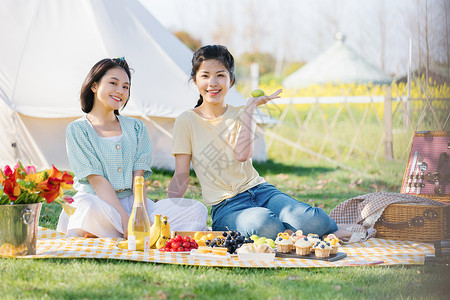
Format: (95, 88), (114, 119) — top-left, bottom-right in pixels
(117, 226), (348, 262)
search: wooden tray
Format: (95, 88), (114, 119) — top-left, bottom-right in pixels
(275, 251), (347, 262)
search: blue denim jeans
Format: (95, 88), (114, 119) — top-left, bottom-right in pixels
(211, 182), (338, 240)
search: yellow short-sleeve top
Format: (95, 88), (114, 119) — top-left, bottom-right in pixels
(172, 106), (265, 206)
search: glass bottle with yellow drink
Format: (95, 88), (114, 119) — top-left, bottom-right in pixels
(127, 176), (151, 251)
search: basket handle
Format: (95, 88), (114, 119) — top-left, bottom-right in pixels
(377, 216), (425, 229)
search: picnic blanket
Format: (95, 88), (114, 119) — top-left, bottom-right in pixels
(4, 227), (435, 268)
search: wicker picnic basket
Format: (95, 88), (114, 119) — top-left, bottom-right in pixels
(375, 131), (450, 242)
(374, 203), (450, 242)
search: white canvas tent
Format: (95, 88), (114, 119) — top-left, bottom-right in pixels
(0, 0), (268, 171)
(283, 33), (392, 88)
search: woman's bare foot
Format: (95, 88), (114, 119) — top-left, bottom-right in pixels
(329, 224), (354, 241)
(83, 232), (98, 238)
(331, 229), (353, 241)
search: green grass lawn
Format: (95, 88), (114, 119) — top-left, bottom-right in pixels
(2, 159), (449, 299)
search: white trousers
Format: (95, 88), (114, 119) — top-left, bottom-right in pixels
(56, 192), (208, 238)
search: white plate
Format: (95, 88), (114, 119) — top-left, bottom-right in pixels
(190, 249), (230, 260)
(237, 252), (276, 262)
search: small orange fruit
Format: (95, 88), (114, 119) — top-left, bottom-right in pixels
(194, 231), (203, 241)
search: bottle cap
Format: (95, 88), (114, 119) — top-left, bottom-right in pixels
(135, 176), (144, 185)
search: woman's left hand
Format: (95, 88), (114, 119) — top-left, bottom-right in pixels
(247, 89), (282, 107)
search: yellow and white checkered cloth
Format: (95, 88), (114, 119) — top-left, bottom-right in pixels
(8, 227), (435, 268)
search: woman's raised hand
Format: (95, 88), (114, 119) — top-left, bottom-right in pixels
(248, 89), (282, 107)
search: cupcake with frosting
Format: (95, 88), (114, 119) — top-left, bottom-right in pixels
(275, 234), (293, 253)
(307, 234), (321, 250)
(294, 237), (312, 256)
(324, 234), (341, 254)
(312, 241), (332, 258)
(291, 230), (306, 242)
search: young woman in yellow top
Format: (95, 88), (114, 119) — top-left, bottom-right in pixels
(168, 45), (339, 240)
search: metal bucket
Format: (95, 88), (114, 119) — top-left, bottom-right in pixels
(0, 202), (42, 256)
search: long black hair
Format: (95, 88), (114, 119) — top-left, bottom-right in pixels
(190, 45), (235, 108)
(80, 57), (132, 115)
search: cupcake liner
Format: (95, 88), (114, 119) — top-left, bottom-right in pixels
(276, 244), (292, 253)
(314, 248), (331, 258)
(295, 246), (311, 256)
